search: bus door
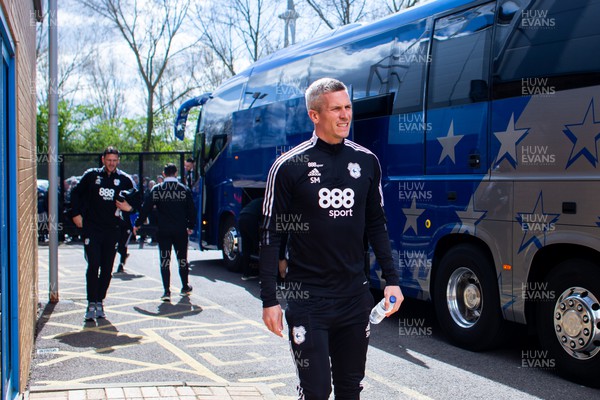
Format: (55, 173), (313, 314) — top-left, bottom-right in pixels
(174, 94), (211, 248)
(425, 2), (494, 177)
(424, 2), (495, 230)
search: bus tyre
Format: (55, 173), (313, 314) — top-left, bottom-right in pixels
(220, 216), (243, 272)
(434, 244), (506, 351)
(536, 260), (600, 388)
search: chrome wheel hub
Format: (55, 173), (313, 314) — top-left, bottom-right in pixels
(223, 227), (239, 261)
(447, 267), (483, 328)
(554, 287), (600, 360)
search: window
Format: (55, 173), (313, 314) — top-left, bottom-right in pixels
(309, 30), (397, 100)
(243, 67), (282, 109)
(492, 0), (600, 98)
(428, 3), (495, 108)
(390, 19), (429, 114)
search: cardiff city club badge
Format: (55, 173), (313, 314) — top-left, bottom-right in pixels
(293, 325), (307, 345)
(347, 162), (361, 179)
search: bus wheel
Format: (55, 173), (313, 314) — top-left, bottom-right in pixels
(221, 216), (243, 272)
(536, 260), (600, 388)
(434, 244), (506, 351)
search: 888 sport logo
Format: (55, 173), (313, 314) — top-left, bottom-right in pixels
(99, 187), (115, 200)
(318, 188), (354, 218)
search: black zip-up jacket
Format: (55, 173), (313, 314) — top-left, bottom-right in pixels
(135, 177), (197, 235)
(70, 167), (135, 230)
(259, 133), (400, 308)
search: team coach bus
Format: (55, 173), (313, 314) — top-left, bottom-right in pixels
(175, 0), (600, 387)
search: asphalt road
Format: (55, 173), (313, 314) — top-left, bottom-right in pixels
(33, 244), (599, 399)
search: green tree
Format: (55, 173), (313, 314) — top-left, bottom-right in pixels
(36, 100), (101, 154)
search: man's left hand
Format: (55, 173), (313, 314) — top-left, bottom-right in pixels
(383, 285), (404, 316)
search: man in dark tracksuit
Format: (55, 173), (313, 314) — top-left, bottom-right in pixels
(134, 163), (197, 302)
(260, 78), (403, 399)
(70, 146), (135, 321)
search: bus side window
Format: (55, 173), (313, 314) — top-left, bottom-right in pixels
(493, 0), (600, 98)
(389, 19), (429, 114)
(427, 2), (495, 108)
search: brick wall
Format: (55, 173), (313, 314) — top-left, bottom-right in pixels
(1, 0), (39, 393)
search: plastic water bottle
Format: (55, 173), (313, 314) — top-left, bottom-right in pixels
(370, 296), (396, 324)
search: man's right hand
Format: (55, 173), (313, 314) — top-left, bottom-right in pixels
(262, 305), (284, 337)
(72, 215), (83, 228)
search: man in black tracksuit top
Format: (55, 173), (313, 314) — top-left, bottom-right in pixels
(70, 146), (135, 321)
(134, 163), (196, 302)
(260, 78), (404, 399)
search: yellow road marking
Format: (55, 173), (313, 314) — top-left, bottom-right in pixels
(238, 373), (297, 382)
(198, 351), (268, 366)
(365, 369), (433, 400)
(141, 328), (227, 383)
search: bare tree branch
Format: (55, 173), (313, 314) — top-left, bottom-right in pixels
(79, 0), (197, 150)
(304, 0), (335, 29)
(36, 6), (96, 105)
(87, 54), (127, 121)
(193, 4), (238, 76)
(193, 0), (280, 83)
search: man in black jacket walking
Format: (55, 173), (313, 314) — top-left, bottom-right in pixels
(260, 78), (403, 399)
(134, 163), (197, 302)
(70, 146), (136, 321)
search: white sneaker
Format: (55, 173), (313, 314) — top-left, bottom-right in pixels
(84, 303), (96, 321)
(95, 302), (106, 319)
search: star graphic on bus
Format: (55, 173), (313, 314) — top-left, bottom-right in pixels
(437, 120), (464, 164)
(455, 195), (487, 234)
(493, 113), (530, 169)
(563, 99), (600, 168)
(402, 198), (425, 235)
(516, 191), (559, 253)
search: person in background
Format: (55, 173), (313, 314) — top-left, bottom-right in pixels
(131, 174), (140, 189)
(133, 163), (197, 302)
(115, 220), (131, 274)
(70, 146), (136, 322)
(183, 157), (196, 187)
(259, 78), (403, 399)
(114, 187), (142, 274)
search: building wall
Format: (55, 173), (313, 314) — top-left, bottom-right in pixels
(1, 0), (39, 393)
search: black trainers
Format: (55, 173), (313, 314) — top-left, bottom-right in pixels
(180, 285), (193, 296)
(161, 291), (171, 302)
(115, 264), (125, 274)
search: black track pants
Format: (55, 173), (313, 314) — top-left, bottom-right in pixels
(284, 290), (374, 400)
(117, 225), (131, 262)
(84, 227), (120, 302)
(158, 230), (189, 291)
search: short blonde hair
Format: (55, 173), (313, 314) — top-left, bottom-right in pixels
(305, 78), (348, 112)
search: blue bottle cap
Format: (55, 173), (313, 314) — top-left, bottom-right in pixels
(390, 296), (396, 303)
